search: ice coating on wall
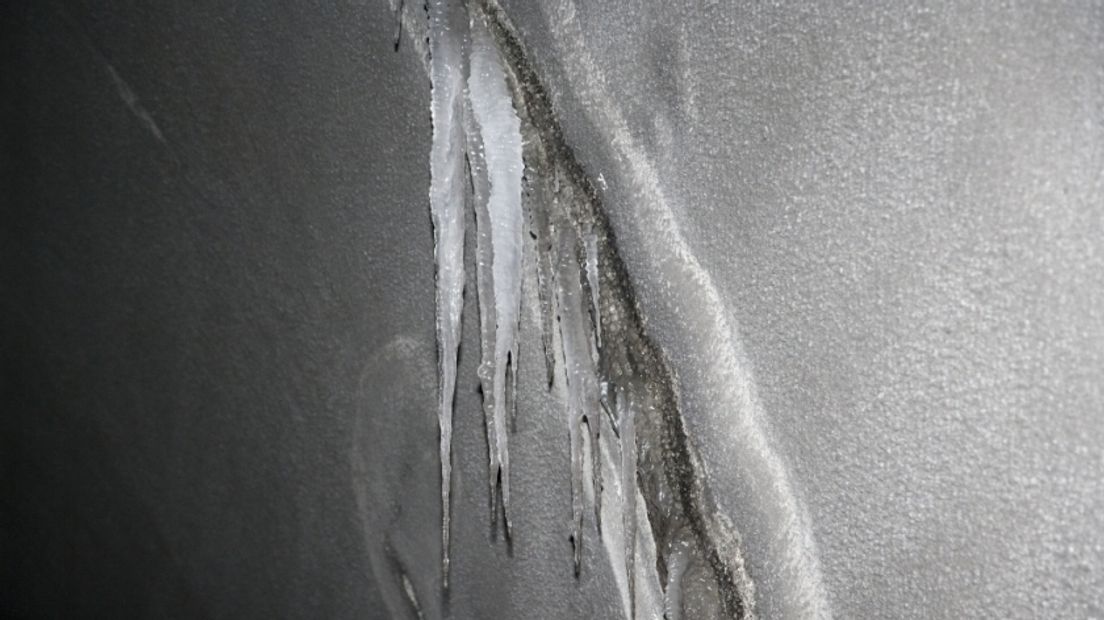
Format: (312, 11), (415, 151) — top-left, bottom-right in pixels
(426, 0), (467, 587)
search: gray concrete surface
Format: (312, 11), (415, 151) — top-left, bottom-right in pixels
(497, 1), (1104, 616)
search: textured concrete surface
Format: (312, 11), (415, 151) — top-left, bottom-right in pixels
(500, 0), (1104, 616)
(5, 0), (1104, 618)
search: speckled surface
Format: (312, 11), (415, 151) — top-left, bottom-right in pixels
(500, 0), (1104, 616)
(4, 0), (1103, 617)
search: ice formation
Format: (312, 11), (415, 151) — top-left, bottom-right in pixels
(552, 226), (604, 573)
(468, 12), (524, 532)
(616, 383), (638, 618)
(427, 0), (466, 586)
(426, 0), (668, 599)
(665, 539), (693, 620)
(584, 230), (602, 349)
(464, 90), (499, 524)
(425, 3), (752, 616)
(533, 189), (558, 389)
(427, 0), (524, 581)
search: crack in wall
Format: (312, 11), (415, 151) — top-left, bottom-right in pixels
(422, 0), (758, 615)
(473, 2), (756, 617)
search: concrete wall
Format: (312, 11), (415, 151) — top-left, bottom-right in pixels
(5, 1), (1102, 617)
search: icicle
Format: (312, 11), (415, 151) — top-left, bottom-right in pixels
(401, 573), (425, 620)
(587, 411), (602, 535)
(617, 383), (638, 619)
(535, 206), (558, 388)
(665, 539), (693, 620)
(463, 92), (501, 524)
(509, 339), (519, 429)
(583, 234), (603, 537)
(427, 0), (467, 587)
(391, 0), (405, 52)
(584, 230), (602, 351)
(468, 11), (524, 533)
(554, 226), (605, 573)
(554, 227), (585, 573)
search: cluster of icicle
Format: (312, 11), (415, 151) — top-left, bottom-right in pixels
(427, 0), (524, 587)
(428, 5), (646, 614)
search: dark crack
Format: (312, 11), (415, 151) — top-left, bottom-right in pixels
(473, 1), (755, 617)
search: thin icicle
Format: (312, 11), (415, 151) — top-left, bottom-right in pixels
(587, 412), (602, 535)
(590, 408), (603, 536)
(463, 92), (501, 524)
(584, 230), (602, 351)
(554, 227), (585, 573)
(427, 0), (467, 587)
(554, 226), (605, 573)
(535, 204), (558, 388)
(468, 11), (524, 533)
(582, 231), (603, 525)
(401, 573), (425, 620)
(665, 538), (693, 620)
(617, 383), (638, 619)
(509, 339), (519, 429)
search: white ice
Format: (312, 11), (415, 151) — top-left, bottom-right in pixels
(595, 379), (664, 620)
(427, 0), (466, 587)
(463, 90), (502, 524)
(584, 231), (602, 350)
(616, 383), (638, 618)
(429, 6), (659, 611)
(554, 226), (605, 573)
(468, 12), (524, 532)
(665, 538), (693, 620)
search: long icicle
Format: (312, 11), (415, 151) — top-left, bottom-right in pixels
(427, 0), (467, 588)
(463, 86), (501, 525)
(553, 224), (607, 573)
(584, 230), (602, 351)
(617, 382), (638, 619)
(665, 538), (693, 620)
(468, 9), (524, 533)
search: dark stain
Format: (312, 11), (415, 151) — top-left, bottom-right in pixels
(473, 1), (754, 617)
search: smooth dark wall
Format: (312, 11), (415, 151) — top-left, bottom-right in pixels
(3, 2), (428, 616)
